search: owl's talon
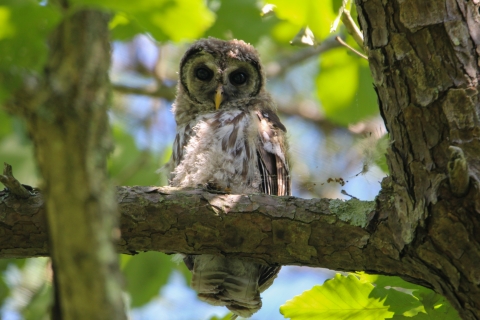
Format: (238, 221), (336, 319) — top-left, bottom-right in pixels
(205, 182), (230, 194)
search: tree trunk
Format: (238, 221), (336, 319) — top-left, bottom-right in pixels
(356, 0), (480, 319)
(7, 8), (127, 320)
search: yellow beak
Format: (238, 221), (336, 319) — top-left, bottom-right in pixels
(215, 85), (223, 110)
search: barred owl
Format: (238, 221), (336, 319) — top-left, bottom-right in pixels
(170, 38), (290, 318)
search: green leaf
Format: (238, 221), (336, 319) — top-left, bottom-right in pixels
(0, 279), (8, 306)
(0, 0), (61, 103)
(108, 125), (164, 186)
(22, 283), (53, 320)
(123, 251), (175, 307)
(109, 12), (144, 41)
(0, 109), (13, 138)
(357, 273), (460, 320)
(413, 291), (460, 320)
(0, 0), (60, 70)
(75, 0), (215, 42)
(280, 273), (394, 320)
(0, 130), (39, 187)
(358, 273), (427, 317)
(316, 47), (378, 126)
(208, 314), (232, 320)
(357, 273), (426, 291)
(0, 259), (21, 304)
(370, 283), (424, 317)
(268, 0), (336, 41)
(205, 0), (278, 44)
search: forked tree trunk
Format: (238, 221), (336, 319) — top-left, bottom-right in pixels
(356, 0), (480, 318)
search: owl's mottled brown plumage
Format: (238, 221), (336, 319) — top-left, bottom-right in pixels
(170, 38), (290, 318)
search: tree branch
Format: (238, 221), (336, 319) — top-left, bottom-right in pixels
(112, 83), (176, 100)
(0, 184), (414, 276)
(3, 178), (480, 317)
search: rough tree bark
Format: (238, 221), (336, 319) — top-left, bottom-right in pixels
(1, 0), (480, 319)
(0, 186), (378, 265)
(355, 0), (480, 319)
(4, 6), (127, 320)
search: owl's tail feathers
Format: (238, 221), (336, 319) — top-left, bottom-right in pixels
(191, 255), (263, 318)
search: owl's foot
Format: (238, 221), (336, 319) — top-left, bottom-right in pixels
(205, 182), (231, 194)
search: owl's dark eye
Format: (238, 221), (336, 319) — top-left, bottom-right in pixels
(230, 72), (247, 85)
(195, 67), (213, 81)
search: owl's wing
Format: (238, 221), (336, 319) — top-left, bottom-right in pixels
(255, 110), (291, 197)
(172, 121), (194, 168)
(255, 109), (290, 294)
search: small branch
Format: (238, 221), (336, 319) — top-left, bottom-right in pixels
(335, 36), (368, 60)
(112, 83), (176, 100)
(341, 9), (364, 49)
(112, 35), (344, 101)
(448, 146), (470, 197)
(265, 35), (342, 78)
(0, 163), (32, 199)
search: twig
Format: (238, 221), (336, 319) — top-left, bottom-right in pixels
(265, 35), (342, 78)
(335, 36), (368, 60)
(341, 9), (364, 49)
(112, 83), (176, 100)
(0, 163), (32, 198)
(341, 189), (358, 200)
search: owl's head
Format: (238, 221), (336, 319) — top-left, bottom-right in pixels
(176, 38), (266, 116)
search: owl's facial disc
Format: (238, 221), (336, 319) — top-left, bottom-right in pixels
(181, 51), (262, 110)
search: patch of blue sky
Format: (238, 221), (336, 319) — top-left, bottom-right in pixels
(122, 95), (176, 153)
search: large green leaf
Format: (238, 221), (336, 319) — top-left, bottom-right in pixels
(316, 47), (378, 126)
(122, 252), (175, 307)
(205, 0), (278, 44)
(75, 0), (215, 42)
(280, 273), (394, 320)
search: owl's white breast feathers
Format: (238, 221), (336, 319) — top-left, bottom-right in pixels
(171, 109), (262, 193)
